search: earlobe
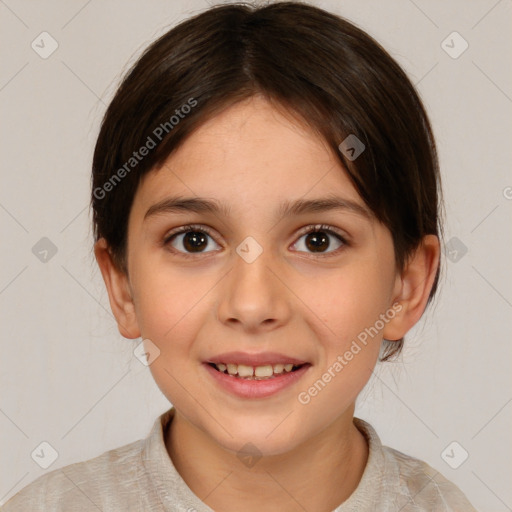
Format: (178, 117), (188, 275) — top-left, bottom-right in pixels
(94, 238), (141, 339)
(383, 234), (440, 341)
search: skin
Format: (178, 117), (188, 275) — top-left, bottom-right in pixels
(95, 95), (440, 512)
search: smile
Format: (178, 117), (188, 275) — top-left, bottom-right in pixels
(204, 361), (311, 399)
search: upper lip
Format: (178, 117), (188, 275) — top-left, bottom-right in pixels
(205, 351), (309, 366)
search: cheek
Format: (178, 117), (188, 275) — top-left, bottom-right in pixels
(131, 267), (212, 405)
(294, 266), (392, 421)
(305, 261), (394, 346)
(130, 261), (208, 344)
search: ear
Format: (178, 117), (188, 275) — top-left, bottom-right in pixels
(383, 234), (440, 341)
(94, 238), (141, 339)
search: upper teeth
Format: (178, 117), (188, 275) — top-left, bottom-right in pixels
(215, 363), (296, 378)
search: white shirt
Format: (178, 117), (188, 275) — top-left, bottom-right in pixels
(2, 407), (478, 511)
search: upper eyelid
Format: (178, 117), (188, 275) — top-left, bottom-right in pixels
(163, 223), (217, 242)
(296, 224), (347, 238)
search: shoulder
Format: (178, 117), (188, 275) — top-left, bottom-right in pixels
(1, 438), (144, 512)
(352, 418), (479, 512)
(382, 445), (479, 512)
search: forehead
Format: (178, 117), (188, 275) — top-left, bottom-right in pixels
(134, 96), (364, 216)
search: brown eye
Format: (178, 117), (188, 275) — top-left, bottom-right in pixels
(165, 227), (220, 255)
(181, 231), (208, 252)
(292, 226), (346, 255)
(304, 231), (330, 252)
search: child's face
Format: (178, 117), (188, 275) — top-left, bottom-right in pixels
(120, 96), (403, 455)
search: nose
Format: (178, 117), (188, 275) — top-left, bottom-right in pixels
(216, 243), (292, 333)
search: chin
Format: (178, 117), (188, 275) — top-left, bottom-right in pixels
(210, 419), (305, 458)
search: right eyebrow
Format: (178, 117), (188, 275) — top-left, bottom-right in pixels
(144, 196), (232, 220)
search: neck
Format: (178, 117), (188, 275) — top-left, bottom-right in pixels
(165, 407), (369, 512)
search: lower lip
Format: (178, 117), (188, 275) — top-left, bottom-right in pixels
(203, 363), (311, 399)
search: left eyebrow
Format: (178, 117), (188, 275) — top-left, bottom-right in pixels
(277, 196), (372, 220)
(144, 194), (372, 221)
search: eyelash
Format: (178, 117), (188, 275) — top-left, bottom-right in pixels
(163, 223), (349, 259)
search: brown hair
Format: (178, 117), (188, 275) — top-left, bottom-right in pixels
(91, 1), (442, 361)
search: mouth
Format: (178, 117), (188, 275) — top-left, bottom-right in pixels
(207, 362), (309, 380)
(203, 351), (312, 398)
(203, 359), (311, 399)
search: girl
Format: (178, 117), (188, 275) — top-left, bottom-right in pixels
(4, 2), (478, 510)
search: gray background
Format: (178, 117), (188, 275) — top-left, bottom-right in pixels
(1, 0), (511, 510)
